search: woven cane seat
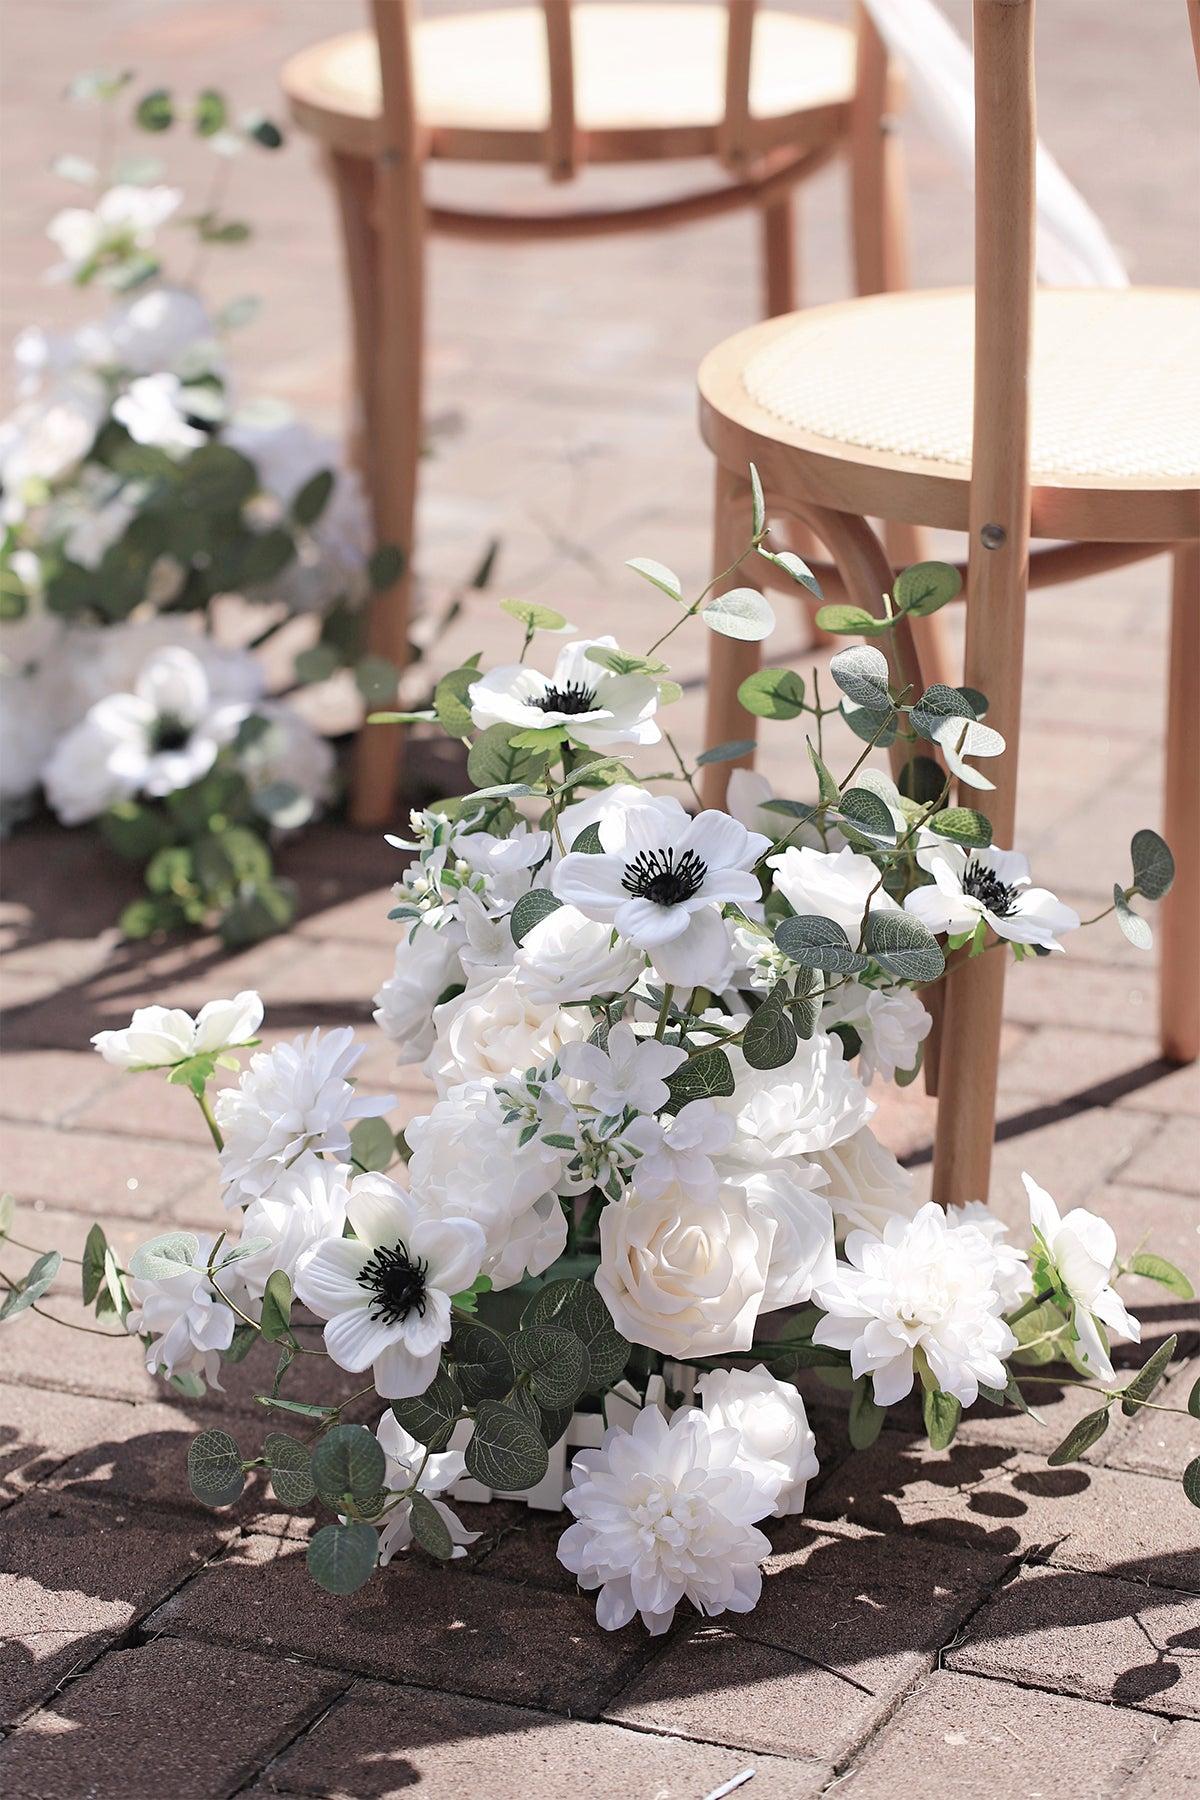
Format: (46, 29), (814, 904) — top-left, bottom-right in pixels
(282, 5), (857, 163)
(699, 287), (1200, 542)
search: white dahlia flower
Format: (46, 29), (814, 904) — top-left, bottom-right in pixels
(228, 1154), (351, 1307)
(812, 1202), (1017, 1407)
(558, 1405), (775, 1634)
(949, 1200), (1035, 1315)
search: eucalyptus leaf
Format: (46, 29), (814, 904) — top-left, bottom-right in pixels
(81, 1223), (108, 1306)
(510, 1324), (591, 1408)
(187, 1429), (244, 1507)
(263, 1432), (317, 1506)
(863, 911), (946, 984)
(749, 462), (765, 536)
(349, 1117), (397, 1173)
(774, 914), (867, 975)
(757, 546), (821, 597)
(450, 1319), (515, 1404)
(408, 1490), (455, 1559)
(307, 1521), (378, 1595)
(742, 980), (798, 1071)
(511, 890), (563, 945)
(465, 1400), (549, 1491)
(829, 644), (891, 711)
(1130, 828), (1175, 901)
(500, 598), (571, 633)
(310, 1423), (387, 1506)
(737, 667), (806, 720)
(663, 1047), (735, 1114)
(433, 667), (478, 737)
(837, 788), (896, 844)
(893, 561), (962, 616)
(813, 603), (890, 636)
(521, 1278), (629, 1389)
(929, 808), (993, 849)
(1047, 1406), (1110, 1465)
(128, 1231), (200, 1284)
(1114, 886), (1153, 950)
(625, 557), (683, 601)
(701, 587), (775, 641)
(259, 1269), (294, 1344)
(391, 1368), (464, 1452)
(1184, 1457), (1200, 1509)
(696, 739), (757, 767)
(0, 1250), (62, 1322)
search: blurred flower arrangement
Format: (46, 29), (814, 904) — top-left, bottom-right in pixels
(0, 70), (402, 944)
(5, 492), (1195, 1635)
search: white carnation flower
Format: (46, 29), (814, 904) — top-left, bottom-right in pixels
(405, 1081), (569, 1289)
(425, 969), (585, 1093)
(558, 1406), (774, 1634)
(768, 844), (900, 941)
(126, 1231), (235, 1390)
(596, 1172), (776, 1358)
(716, 1032), (874, 1163)
(812, 1202), (1017, 1407)
(469, 634), (661, 750)
(215, 1025), (394, 1208)
(905, 842), (1080, 952)
(373, 929), (464, 1066)
(227, 1154), (351, 1306)
(810, 1126), (921, 1238)
(47, 184), (181, 279)
(1024, 1172), (1139, 1381)
(948, 1200), (1034, 1315)
(699, 1364), (820, 1517)
(374, 1412), (479, 1564)
(514, 903), (644, 1004)
(91, 990), (262, 1070)
(559, 1021), (686, 1116)
(294, 1172), (485, 1399)
(821, 980), (931, 1085)
(553, 796), (768, 990)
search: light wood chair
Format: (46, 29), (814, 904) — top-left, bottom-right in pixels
(283, 0), (929, 827)
(697, 0), (1200, 1204)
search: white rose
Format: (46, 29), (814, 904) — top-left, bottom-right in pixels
(699, 1364), (820, 1517)
(515, 902), (645, 1004)
(768, 845), (900, 940)
(810, 1126), (921, 1238)
(405, 1081), (568, 1288)
(733, 1157), (837, 1310)
(373, 928), (464, 1065)
(821, 980), (931, 1085)
(717, 1032), (874, 1162)
(596, 1175), (776, 1358)
(425, 968), (585, 1092)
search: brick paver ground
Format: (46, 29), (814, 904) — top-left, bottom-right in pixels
(2, 2), (1198, 1795)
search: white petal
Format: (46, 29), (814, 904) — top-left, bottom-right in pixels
(293, 1237), (373, 1318)
(324, 1304), (401, 1373)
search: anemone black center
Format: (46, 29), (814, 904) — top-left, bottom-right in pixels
(962, 857), (1019, 917)
(357, 1241), (429, 1325)
(150, 713), (192, 754)
(621, 846), (708, 907)
(535, 680), (598, 716)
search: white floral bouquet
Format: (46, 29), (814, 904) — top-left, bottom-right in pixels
(0, 71), (401, 943)
(5, 495), (1195, 1637)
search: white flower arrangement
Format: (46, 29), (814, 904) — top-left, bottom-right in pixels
(0, 71), (399, 947)
(5, 499), (1194, 1640)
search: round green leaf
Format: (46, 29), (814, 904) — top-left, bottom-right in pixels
(307, 1521), (378, 1595)
(520, 1279), (629, 1390)
(758, 546), (821, 597)
(1114, 886), (1153, 950)
(465, 1400), (549, 1492)
(737, 667), (806, 721)
(922, 1388), (961, 1451)
(310, 1423), (387, 1506)
(1184, 1457), (1200, 1509)
(135, 87), (173, 132)
(774, 914), (867, 976)
(1130, 828), (1175, 901)
(129, 1232), (200, 1284)
(391, 1369), (464, 1452)
(742, 981), (799, 1072)
(187, 1429), (244, 1506)
(263, 1432), (317, 1506)
(434, 667), (480, 737)
(291, 468), (335, 527)
(450, 1320), (515, 1404)
(830, 645), (891, 711)
(837, 788), (897, 844)
(349, 1117), (397, 1173)
(928, 808), (994, 849)
(663, 1047), (735, 1115)
(701, 587), (776, 642)
(893, 561), (962, 616)
(863, 911), (946, 984)
(510, 1324), (591, 1408)
(813, 603), (889, 636)
(510, 890), (563, 945)
(696, 739), (756, 767)
(408, 1490), (454, 1559)
(0, 1249), (63, 1322)
(625, 557), (682, 601)
(500, 598), (570, 633)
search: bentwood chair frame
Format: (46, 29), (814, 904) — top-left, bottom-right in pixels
(283, 0), (930, 827)
(698, 0), (1199, 1205)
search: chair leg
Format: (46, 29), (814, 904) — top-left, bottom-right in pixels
(1161, 542), (1200, 1063)
(700, 468), (760, 811)
(760, 194), (796, 318)
(330, 148), (425, 830)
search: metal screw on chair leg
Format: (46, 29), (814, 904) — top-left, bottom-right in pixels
(980, 523), (1007, 549)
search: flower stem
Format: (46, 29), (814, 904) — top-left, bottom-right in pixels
(195, 1091), (224, 1152)
(654, 984), (675, 1041)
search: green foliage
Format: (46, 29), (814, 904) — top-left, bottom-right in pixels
(813, 603), (890, 637)
(922, 1388), (961, 1451)
(521, 1279), (630, 1390)
(259, 1270), (294, 1345)
(263, 1433), (317, 1507)
(663, 1047), (735, 1114)
(465, 1400), (549, 1491)
(737, 667), (806, 720)
(1119, 1335), (1178, 1416)
(1047, 1407), (1110, 1465)
(893, 561), (961, 616)
(349, 1118), (398, 1174)
(863, 912), (946, 984)
(848, 1376), (885, 1449)
(307, 1521), (378, 1595)
(391, 1369), (464, 1452)
(1129, 1255), (1194, 1300)
(701, 587), (775, 641)
(510, 1325), (591, 1408)
(774, 914), (867, 976)
(829, 645), (891, 711)
(187, 1429), (245, 1506)
(1130, 828), (1175, 901)
(696, 739), (756, 767)
(742, 980), (798, 1071)
(1113, 885), (1153, 950)
(928, 807), (993, 849)
(408, 1490), (455, 1559)
(467, 725), (551, 791)
(510, 890), (562, 944)
(0, 1250), (62, 1322)
(450, 1320), (516, 1405)
(1184, 1458), (1200, 1509)
(625, 557), (683, 601)
(310, 1423), (387, 1509)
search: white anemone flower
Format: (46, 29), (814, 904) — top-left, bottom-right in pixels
(215, 1026), (395, 1209)
(699, 1365), (820, 1518)
(1023, 1172), (1139, 1381)
(768, 844), (900, 941)
(125, 1231), (235, 1390)
(905, 842), (1080, 952)
(812, 1202), (1017, 1407)
(558, 1405), (775, 1635)
(559, 1021), (686, 1115)
(46, 184), (182, 280)
(374, 1412), (479, 1564)
(92, 990), (262, 1070)
(293, 1173), (485, 1399)
(469, 634), (661, 749)
(43, 646), (231, 824)
(552, 796), (768, 989)
(112, 372), (207, 452)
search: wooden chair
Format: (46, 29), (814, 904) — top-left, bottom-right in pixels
(283, 0), (927, 826)
(697, 0), (1200, 1204)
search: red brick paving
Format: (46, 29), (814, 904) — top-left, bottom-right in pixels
(2, 0), (1198, 1793)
